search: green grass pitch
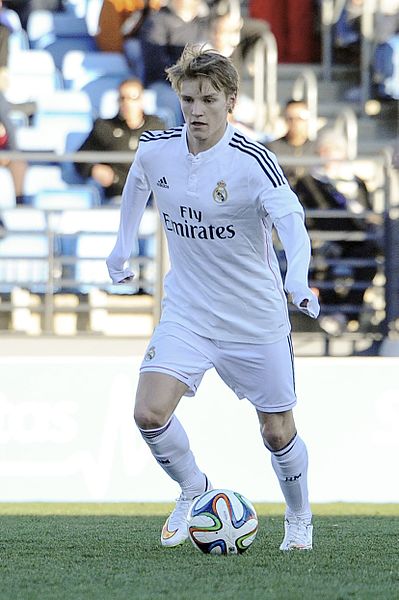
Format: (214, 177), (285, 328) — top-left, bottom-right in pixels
(1, 503), (398, 600)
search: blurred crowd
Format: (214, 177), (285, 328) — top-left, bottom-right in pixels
(0, 0), (398, 340)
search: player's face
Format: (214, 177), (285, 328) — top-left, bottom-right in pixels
(180, 77), (236, 154)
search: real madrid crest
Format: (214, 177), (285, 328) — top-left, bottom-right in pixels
(144, 346), (156, 361)
(213, 180), (228, 204)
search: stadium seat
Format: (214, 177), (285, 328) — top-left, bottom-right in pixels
(5, 50), (62, 103)
(85, 0), (103, 35)
(43, 36), (99, 71)
(0, 232), (49, 294)
(0, 167), (16, 209)
(8, 29), (29, 53)
(1, 207), (47, 232)
(61, 130), (90, 185)
(65, 0), (89, 18)
(62, 50), (131, 89)
(1, 7), (22, 31)
(58, 207), (121, 234)
(16, 126), (66, 153)
(33, 90), (93, 132)
(9, 110), (29, 129)
(74, 232), (117, 292)
(32, 186), (101, 210)
(27, 11), (98, 69)
(23, 166), (67, 198)
(56, 207), (119, 293)
(27, 10), (91, 45)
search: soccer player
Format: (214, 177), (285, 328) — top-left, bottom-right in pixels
(106, 44), (320, 551)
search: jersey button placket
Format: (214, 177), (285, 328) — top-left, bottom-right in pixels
(187, 155), (200, 199)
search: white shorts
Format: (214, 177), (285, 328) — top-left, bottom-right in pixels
(140, 321), (297, 413)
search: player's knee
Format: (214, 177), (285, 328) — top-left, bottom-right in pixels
(262, 429), (288, 451)
(258, 410), (296, 451)
(133, 405), (167, 430)
(260, 421), (295, 451)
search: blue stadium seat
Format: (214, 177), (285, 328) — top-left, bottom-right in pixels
(62, 50), (131, 89)
(27, 10), (91, 45)
(1, 207), (47, 233)
(32, 186), (101, 210)
(61, 130), (91, 185)
(16, 126), (67, 153)
(1, 7), (22, 31)
(65, 0), (90, 17)
(27, 10), (98, 69)
(74, 232), (118, 292)
(43, 36), (98, 71)
(8, 29), (29, 53)
(33, 90), (93, 132)
(16, 91), (93, 155)
(6, 50), (62, 103)
(23, 166), (67, 198)
(0, 233), (49, 294)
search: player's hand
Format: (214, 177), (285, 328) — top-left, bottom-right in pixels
(289, 287), (320, 319)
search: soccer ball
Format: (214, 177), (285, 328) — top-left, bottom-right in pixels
(188, 488), (258, 555)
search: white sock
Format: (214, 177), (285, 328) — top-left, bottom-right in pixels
(270, 434), (312, 522)
(139, 414), (206, 499)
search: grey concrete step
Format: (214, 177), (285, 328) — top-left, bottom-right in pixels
(276, 63), (359, 81)
(277, 79), (348, 103)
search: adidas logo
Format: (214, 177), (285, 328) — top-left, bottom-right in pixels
(157, 176), (169, 189)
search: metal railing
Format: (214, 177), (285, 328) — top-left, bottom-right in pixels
(252, 31), (279, 132)
(0, 214), (165, 335)
(0, 150), (397, 353)
(291, 69), (319, 141)
(334, 106), (359, 159)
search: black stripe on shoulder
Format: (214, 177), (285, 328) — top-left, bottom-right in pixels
(230, 132), (286, 187)
(140, 127), (184, 142)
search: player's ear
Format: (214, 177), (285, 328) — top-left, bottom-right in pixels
(227, 94), (237, 114)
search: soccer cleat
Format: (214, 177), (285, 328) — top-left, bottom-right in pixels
(161, 475), (212, 548)
(279, 517), (313, 551)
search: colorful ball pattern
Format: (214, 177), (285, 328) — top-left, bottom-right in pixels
(188, 489), (258, 555)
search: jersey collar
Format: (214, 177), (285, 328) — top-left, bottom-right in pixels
(182, 123), (235, 161)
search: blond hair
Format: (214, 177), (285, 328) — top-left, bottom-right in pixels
(165, 44), (239, 98)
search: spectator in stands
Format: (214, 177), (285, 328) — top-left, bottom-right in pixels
(141, 0), (210, 85)
(2, 0), (64, 30)
(96, 0), (162, 83)
(333, 0), (363, 64)
(209, 5), (270, 70)
(139, 0), (212, 124)
(207, 0), (270, 69)
(209, 12), (267, 140)
(74, 78), (165, 203)
(334, 0), (399, 100)
(0, 1), (11, 69)
(0, 5), (28, 206)
(294, 128), (381, 334)
(372, 0), (399, 100)
(265, 99), (317, 188)
(0, 91), (27, 204)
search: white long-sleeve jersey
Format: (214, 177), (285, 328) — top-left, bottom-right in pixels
(107, 123), (316, 343)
